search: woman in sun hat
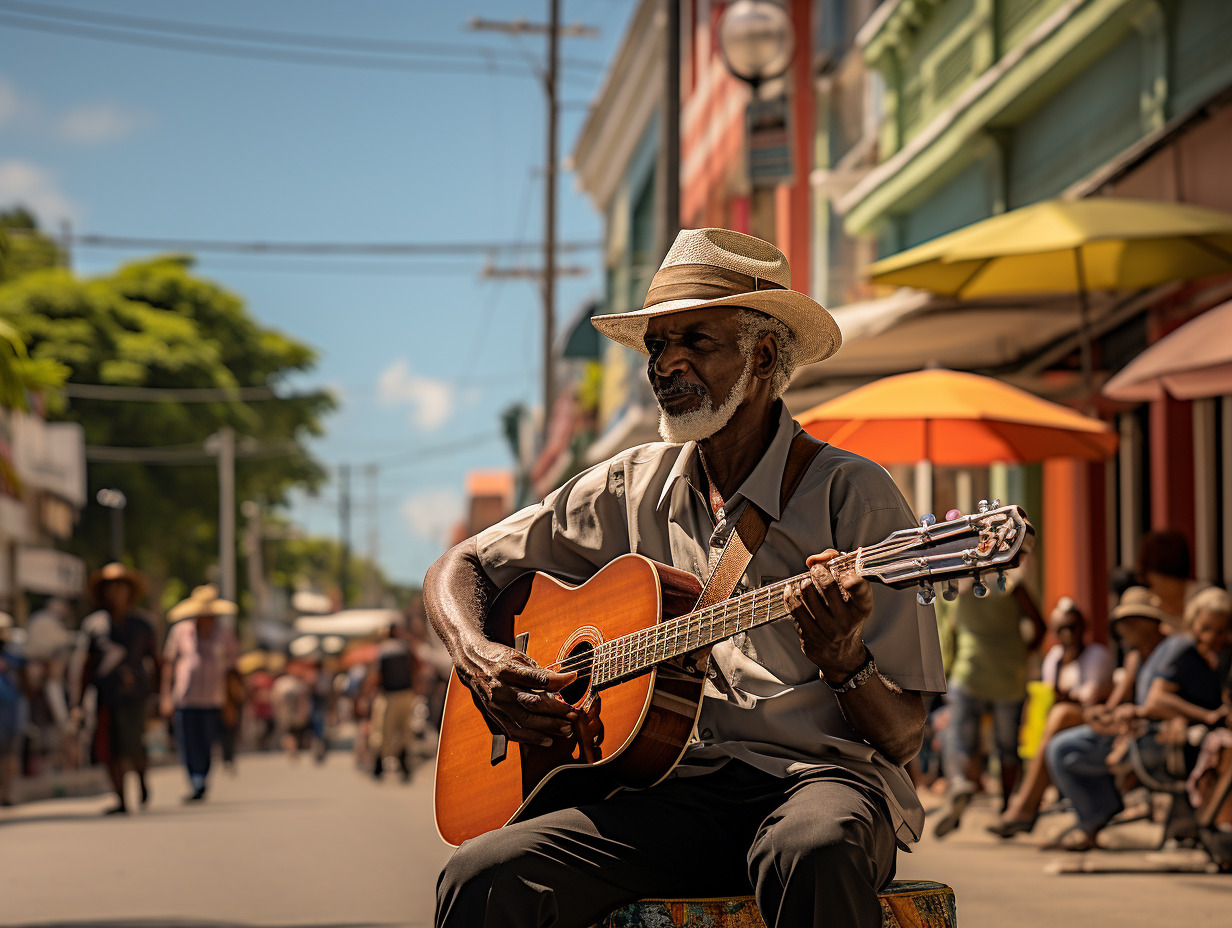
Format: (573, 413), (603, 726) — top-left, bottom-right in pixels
(160, 585), (239, 802)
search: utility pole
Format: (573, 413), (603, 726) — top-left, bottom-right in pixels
(364, 462), (379, 606)
(217, 427), (236, 602)
(468, 7), (598, 443)
(659, 0), (681, 254)
(338, 463), (352, 608)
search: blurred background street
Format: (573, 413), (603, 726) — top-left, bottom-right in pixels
(3, 752), (1229, 928)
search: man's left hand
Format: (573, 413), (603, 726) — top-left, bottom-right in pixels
(784, 550), (873, 678)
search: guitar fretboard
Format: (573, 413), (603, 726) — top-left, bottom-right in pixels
(589, 553), (859, 688)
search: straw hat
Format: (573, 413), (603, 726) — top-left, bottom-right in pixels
(88, 562), (148, 604)
(590, 228), (841, 366)
(167, 583), (239, 622)
(1109, 586), (1181, 629)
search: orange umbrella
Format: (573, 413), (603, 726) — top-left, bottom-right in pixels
(798, 369), (1118, 466)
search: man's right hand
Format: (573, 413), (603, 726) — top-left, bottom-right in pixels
(457, 638), (579, 748)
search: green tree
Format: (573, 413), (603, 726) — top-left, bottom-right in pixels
(0, 210), (67, 408)
(0, 252), (336, 609)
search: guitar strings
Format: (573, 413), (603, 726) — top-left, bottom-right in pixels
(540, 533), (929, 679)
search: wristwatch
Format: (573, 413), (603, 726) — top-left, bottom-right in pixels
(825, 648), (877, 695)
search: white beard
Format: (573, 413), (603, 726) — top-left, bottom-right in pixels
(657, 360), (753, 444)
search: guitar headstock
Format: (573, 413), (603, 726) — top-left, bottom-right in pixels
(854, 501), (1035, 604)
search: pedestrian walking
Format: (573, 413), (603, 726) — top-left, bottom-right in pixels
(365, 624), (417, 781)
(160, 585), (239, 802)
(0, 612), (28, 807)
(74, 563), (159, 815)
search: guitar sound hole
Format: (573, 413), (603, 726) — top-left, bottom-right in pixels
(560, 641), (593, 705)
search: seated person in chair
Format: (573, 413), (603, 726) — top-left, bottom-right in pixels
(425, 229), (946, 928)
(1044, 586), (1228, 851)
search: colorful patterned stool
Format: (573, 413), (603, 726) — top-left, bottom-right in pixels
(596, 879), (956, 928)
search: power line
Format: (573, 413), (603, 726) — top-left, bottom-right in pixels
(62, 383), (286, 402)
(85, 439), (299, 464)
(5, 229), (602, 258)
(0, 1), (604, 77)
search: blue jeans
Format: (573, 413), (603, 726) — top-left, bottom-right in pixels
(176, 707), (221, 793)
(944, 684), (1024, 786)
(1044, 723), (1120, 835)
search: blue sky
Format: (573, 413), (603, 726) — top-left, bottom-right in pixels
(0, 0), (634, 588)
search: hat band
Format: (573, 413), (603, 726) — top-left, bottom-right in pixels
(643, 263), (785, 309)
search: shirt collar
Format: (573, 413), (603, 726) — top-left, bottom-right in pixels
(654, 401), (800, 521)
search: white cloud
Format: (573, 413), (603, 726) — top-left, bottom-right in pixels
(0, 160), (78, 225)
(57, 102), (144, 145)
(401, 488), (462, 543)
(377, 359), (454, 430)
(0, 75), (145, 145)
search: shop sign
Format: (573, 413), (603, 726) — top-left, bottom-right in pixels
(747, 94), (793, 187)
(16, 547), (86, 598)
(12, 414), (86, 508)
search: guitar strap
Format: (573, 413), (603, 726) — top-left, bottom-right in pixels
(693, 430), (824, 611)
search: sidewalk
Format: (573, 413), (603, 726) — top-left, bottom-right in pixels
(13, 765), (110, 804)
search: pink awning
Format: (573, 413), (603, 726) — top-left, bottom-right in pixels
(1103, 299), (1232, 401)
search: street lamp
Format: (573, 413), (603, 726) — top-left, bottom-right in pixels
(96, 488), (127, 562)
(716, 0), (795, 90)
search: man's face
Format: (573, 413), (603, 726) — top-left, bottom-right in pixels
(102, 579), (133, 616)
(644, 307), (756, 443)
(1111, 614), (1157, 650)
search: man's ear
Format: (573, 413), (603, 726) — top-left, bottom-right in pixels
(753, 332), (778, 382)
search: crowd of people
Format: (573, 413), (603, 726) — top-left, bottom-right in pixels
(0, 561), (448, 811)
(924, 530), (1232, 867)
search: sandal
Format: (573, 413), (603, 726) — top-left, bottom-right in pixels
(1040, 826), (1099, 852)
(985, 816), (1037, 838)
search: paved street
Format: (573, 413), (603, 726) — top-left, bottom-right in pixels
(3, 753), (1230, 927)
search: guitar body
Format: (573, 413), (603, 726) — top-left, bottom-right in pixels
(433, 554), (705, 846)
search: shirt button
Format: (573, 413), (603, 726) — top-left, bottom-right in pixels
(701, 728), (713, 739)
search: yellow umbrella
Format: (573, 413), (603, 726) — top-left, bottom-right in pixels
(868, 197), (1232, 393)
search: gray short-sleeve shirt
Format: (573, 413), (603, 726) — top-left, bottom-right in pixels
(475, 402), (946, 843)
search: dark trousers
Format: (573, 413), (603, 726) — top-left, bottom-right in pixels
(436, 760), (899, 928)
(176, 707), (220, 792)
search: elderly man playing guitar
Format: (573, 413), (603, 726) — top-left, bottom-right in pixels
(425, 229), (948, 928)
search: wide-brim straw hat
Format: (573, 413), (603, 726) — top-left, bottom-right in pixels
(1109, 586), (1181, 629)
(167, 583), (238, 623)
(88, 562), (149, 604)
(590, 228), (841, 366)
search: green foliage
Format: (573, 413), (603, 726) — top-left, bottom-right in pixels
(0, 248), (336, 601)
(0, 208), (65, 284)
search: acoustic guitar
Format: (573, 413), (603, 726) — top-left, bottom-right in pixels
(434, 502), (1033, 846)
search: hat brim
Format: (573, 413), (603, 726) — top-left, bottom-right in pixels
(88, 568), (148, 604)
(1109, 605), (1179, 628)
(591, 289), (842, 366)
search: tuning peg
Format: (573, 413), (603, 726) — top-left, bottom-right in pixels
(977, 499), (990, 513)
(945, 509), (962, 521)
(920, 513), (936, 527)
(916, 583), (936, 606)
(996, 570), (1008, 593)
(942, 581), (959, 601)
(972, 575), (989, 598)
(990, 498), (1001, 508)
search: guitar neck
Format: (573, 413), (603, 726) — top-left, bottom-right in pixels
(586, 503), (1030, 688)
(590, 554), (858, 688)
